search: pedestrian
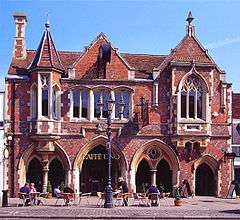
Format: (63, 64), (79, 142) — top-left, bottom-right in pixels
(118, 177), (129, 206)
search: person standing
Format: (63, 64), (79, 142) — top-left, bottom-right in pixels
(118, 177), (128, 206)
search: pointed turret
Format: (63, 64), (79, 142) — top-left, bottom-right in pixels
(29, 20), (64, 73)
(186, 11), (195, 37)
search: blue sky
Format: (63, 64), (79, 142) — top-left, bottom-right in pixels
(1, 0), (240, 92)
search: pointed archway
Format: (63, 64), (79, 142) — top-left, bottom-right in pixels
(73, 136), (128, 193)
(136, 159), (151, 192)
(48, 158), (66, 193)
(130, 139), (180, 192)
(156, 159), (172, 192)
(80, 145), (121, 193)
(26, 157), (43, 192)
(195, 163), (216, 196)
(194, 155), (218, 196)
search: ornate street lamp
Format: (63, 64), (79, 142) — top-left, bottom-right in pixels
(97, 95), (125, 208)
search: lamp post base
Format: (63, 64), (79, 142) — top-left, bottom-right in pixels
(104, 185), (113, 208)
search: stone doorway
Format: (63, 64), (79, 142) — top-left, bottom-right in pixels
(26, 157), (43, 192)
(195, 163), (216, 196)
(135, 159), (151, 192)
(156, 159), (172, 192)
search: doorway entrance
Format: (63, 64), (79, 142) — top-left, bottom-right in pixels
(156, 159), (172, 192)
(48, 158), (66, 193)
(136, 159), (151, 192)
(80, 145), (121, 193)
(195, 163), (216, 196)
(26, 157), (43, 192)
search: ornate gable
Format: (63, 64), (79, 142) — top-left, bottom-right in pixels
(73, 33), (131, 80)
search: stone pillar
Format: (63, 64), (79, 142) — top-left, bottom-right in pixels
(41, 154), (49, 193)
(89, 89), (94, 121)
(150, 169), (157, 186)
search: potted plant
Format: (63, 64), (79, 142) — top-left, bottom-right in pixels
(47, 181), (53, 199)
(174, 187), (183, 206)
(60, 181), (65, 192)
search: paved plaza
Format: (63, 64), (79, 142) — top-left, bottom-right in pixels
(0, 196), (240, 219)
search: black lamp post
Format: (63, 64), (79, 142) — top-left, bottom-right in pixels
(97, 95), (125, 208)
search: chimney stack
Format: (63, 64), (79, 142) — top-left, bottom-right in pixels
(13, 12), (27, 59)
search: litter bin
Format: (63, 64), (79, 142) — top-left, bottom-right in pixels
(2, 190), (8, 207)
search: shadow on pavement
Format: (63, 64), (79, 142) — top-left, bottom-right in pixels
(220, 210), (240, 215)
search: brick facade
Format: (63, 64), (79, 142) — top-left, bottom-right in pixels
(5, 12), (233, 198)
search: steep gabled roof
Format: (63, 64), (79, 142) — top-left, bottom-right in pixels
(72, 32), (132, 70)
(156, 12), (221, 75)
(28, 23), (64, 72)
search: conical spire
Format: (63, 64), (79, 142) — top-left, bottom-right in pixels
(186, 11), (195, 37)
(29, 20), (64, 72)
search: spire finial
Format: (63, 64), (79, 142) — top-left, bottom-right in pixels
(186, 11), (194, 25)
(186, 11), (195, 36)
(45, 13), (50, 30)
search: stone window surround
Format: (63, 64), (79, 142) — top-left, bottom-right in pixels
(177, 69), (210, 124)
(30, 71), (62, 121)
(70, 85), (133, 122)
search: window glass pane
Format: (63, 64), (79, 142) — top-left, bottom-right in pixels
(189, 90), (195, 118)
(81, 91), (88, 118)
(115, 92), (121, 118)
(102, 91), (110, 118)
(32, 86), (38, 119)
(123, 91), (130, 118)
(42, 88), (48, 116)
(197, 91), (202, 119)
(181, 91), (187, 118)
(94, 91), (101, 118)
(73, 91), (80, 118)
(52, 89), (57, 118)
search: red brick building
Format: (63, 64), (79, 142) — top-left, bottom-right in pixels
(5, 12), (233, 197)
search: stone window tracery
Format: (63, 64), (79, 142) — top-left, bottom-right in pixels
(180, 74), (205, 120)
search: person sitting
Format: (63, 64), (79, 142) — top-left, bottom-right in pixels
(54, 185), (63, 198)
(20, 183), (30, 194)
(146, 184), (160, 206)
(63, 185), (75, 205)
(118, 177), (129, 206)
(29, 183), (38, 205)
(19, 183), (30, 205)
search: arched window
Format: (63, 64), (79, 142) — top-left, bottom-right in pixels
(31, 84), (38, 119)
(181, 74), (205, 120)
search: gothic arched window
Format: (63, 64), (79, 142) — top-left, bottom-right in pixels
(30, 84), (38, 119)
(181, 74), (205, 120)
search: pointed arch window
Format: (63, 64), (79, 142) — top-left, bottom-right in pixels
(181, 74), (205, 120)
